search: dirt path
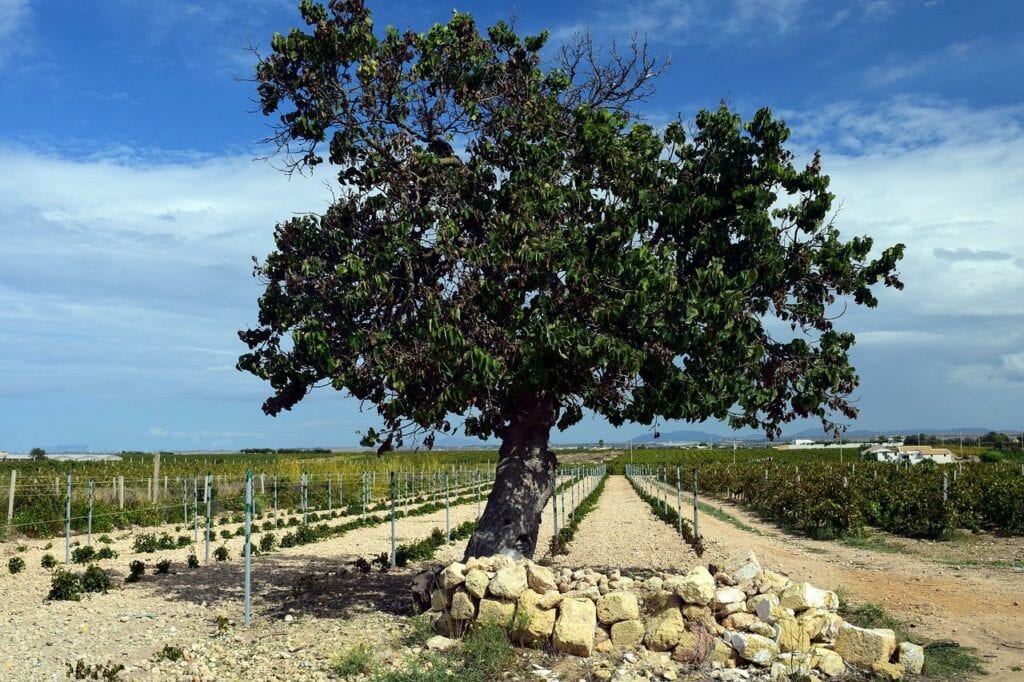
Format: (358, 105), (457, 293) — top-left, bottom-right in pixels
(648, 477), (1024, 679)
(549, 475), (699, 572)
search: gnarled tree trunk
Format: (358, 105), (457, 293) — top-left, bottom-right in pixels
(463, 395), (557, 560)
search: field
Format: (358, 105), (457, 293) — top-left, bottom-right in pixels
(1, 448), (1022, 680)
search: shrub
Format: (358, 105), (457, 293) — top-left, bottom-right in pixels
(980, 450), (1005, 463)
(233, 526), (245, 537)
(81, 565), (110, 593)
(71, 546), (97, 564)
(132, 534), (158, 553)
(155, 645), (183, 662)
(187, 553), (200, 569)
(96, 547), (118, 561)
(261, 521), (273, 531)
(48, 569), (83, 601)
(126, 560), (146, 583)
(154, 559), (172, 575)
(259, 533), (277, 553)
(177, 535), (191, 548)
(97, 534), (113, 544)
(220, 530), (232, 540)
(8, 557), (25, 574)
(41, 553), (58, 569)
(214, 546), (230, 562)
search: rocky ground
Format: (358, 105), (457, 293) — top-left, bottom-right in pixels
(0, 474), (1020, 680)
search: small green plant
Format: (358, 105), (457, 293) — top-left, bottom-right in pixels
(41, 553), (58, 569)
(261, 521), (273, 531)
(44, 541), (53, 550)
(155, 559), (172, 575)
(8, 556), (25, 574)
(48, 569), (83, 601)
(923, 642), (986, 678)
(176, 535), (191, 547)
(259, 533), (277, 553)
(16, 543), (27, 552)
(96, 547), (118, 561)
(215, 615), (231, 633)
(154, 644), (183, 662)
(126, 560), (146, 583)
(219, 529), (232, 540)
(214, 545), (230, 562)
(187, 553), (200, 569)
(97, 534), (113, 544)
(66, 659), (125, 680)
(81, 565), (111, 593)
(132, 534), (158, 553)
(332, 643), (374, 676)
(72, 546), (97, 564)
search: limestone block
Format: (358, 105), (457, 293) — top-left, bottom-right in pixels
(477, 598), (516, 626)
(464, 569), (489, 600)
(449, 589), (476, 621)
(674, 566), (716, 606)
(645, 607), (685, 652)
(834, 624), (897, 668)
(527, 562), (558, 594)
(898, 641), (925, 675)
(512, 588), (556, 644)
(440, 562), (466, 590)
(597, 591), (640, 625)
(553, 598), (597, 657)
(610, 619), (645, 648)
(728, 630), (780, 666)
(488, 564), (528, 600)
(779, 582), (839, 612)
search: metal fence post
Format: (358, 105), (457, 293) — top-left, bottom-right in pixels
(87, 480), (94, 547)
(390, 472), (397, 568)
(205, 473), (212, 566)
(244, 469), (252, 627)
(692, 468), (700, 541)
(6, 470), (15, 529)
(65, 474), (72, 565)
(676, 466), (683, 536)
(445, 472), (450, 542)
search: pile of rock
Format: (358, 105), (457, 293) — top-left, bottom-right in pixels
(417, 551), (925, 680)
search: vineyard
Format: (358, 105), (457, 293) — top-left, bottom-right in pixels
(1, 449), (1023, 679)
(610, 447), (1024, 539)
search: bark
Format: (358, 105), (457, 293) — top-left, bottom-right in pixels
(463, 395), (557, 560)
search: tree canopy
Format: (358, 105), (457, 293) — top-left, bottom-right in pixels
(238, 0), (903, 454)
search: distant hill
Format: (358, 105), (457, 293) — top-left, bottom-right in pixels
(630, 429), (726, 444)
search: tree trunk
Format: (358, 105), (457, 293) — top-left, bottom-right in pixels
(463, 395), (557, 560)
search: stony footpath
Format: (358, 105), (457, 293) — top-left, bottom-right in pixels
(424, 550), (924, 681)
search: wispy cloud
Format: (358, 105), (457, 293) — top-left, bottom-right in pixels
(933, 247), (1013, 262)
(0, 0), (30, 67)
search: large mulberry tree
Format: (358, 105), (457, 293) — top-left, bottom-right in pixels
(238, 0), (904, 559)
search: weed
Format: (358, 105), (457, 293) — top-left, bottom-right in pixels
(98, 534), (113, 544)
(48, 569), (83, 601)
(8, 556), (26, 574)
(40, 553), (58, 569)
(923, 642), (986, 678)
(81, 565), (111, 593)
(126, 560), (146, 583)
(154, 559), (172, 575)
(187, 553), (200, 569)
(214, 545), (230, 562)
(154, 644), (183, 662)
(215, 615), (231, 633)
(259, 533), (277, 553)
(331, 643), (374, 676)
(176, 535), (191, 547)
(66, 659), (125, 680)
(219, 529), (232, 540)
(16, 543), (27, 552)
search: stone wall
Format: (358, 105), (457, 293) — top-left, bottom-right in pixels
(416, 551), (925, 681)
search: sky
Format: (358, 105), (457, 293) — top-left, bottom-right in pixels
(1, 0), (1022, 452)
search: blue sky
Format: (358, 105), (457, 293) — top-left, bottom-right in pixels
(1, 0), (1022, 451)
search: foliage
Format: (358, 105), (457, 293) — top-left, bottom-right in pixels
(30, 447), (46, 461)
(40, 553), (57, 569)
(48, 569), (83, 601)
(923, 643), (987, 679)
(81, 565), (111, 593)
(154, 559), (172, 575)
(259, 533), (277, 553)
(187, 553), (200, 568)
(214, 546), (230, 562)
(132, 533), (178, 553)
(97, 534), (113, 544)
(332, 643), (374, 676)
(96, 547), (118, 560)
(126, 560), (145, 583)
(8, 556), (25, 574)
(72, 546), (97, 564)
(240, 1), (904, 456)
(154, 645), (183, 662)
(66, 659), (124, 680)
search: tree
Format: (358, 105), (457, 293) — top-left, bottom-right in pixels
(29, 447), (46, 461)
(239, 1), (904, 559)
